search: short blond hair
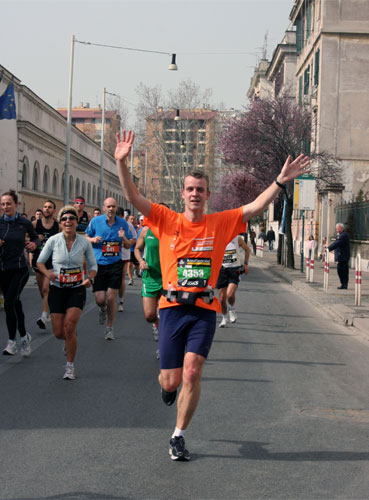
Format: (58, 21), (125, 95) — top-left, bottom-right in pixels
(57, 205), (78, 223)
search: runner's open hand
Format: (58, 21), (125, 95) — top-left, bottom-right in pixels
(278, 154), (310, 184)
(115, 130), (135, 163)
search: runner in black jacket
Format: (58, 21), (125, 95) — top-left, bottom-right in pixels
(0, 191), (40, 356)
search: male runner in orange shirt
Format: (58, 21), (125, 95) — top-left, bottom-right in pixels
(115, 130), (310, 461)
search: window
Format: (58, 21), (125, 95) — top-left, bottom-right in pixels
(274, 66), (284, 97)
(33, 161), (40, 191)
(296, 16), (303, 53)
(93, 185), (96, 205)
(21, 157), (29, 189)
(43, 165), (50, 193)
(61, 173), (65, 197)
(299, 75), (303, 105)
(303, 66), (310, 95)
(52, 170), (58, 195)
(314, 49), (320, 86)
(75, 178), (80, 198)
(306, 1), (312, 40)
(87, 183), (91, 204)
(82, 180), (86, 199)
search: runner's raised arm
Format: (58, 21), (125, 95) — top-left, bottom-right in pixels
(115, 130), (151, 217)
(242, 154), (310, 222)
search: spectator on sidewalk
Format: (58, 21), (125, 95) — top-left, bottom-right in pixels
(250, 229), (257, 255)
(258, 227), (267, 245)
(327, 223), (350, 290)
(308, 235), (315, 259)
(266, 227), (276, 251)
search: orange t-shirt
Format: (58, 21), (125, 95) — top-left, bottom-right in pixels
(145, 203), (246, 313)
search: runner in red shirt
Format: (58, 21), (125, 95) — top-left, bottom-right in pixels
(115, 130), (310, 461)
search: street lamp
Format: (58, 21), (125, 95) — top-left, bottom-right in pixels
(63, 35), (178, 206)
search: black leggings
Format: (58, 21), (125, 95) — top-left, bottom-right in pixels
(0, 267), (29, 340)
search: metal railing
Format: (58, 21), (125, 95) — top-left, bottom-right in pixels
(335, 201), (369, 240)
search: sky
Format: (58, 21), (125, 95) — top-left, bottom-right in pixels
(1, 0), (294, 125)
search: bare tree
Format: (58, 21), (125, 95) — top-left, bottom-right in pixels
(134, 80), (214, 210)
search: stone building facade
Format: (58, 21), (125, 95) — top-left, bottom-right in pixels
(0, 65), (126, 217)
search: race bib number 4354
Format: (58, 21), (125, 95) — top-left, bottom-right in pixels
(177, 258), (211, 287)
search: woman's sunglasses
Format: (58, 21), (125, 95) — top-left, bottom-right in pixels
(60, 216), (77, 222)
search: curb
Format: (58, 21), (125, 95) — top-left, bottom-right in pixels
(252, 257), (369, 340)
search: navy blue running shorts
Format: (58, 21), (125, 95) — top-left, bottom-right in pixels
(158, 305), (216, 369)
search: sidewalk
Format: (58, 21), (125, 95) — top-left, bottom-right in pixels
(251, 248), (369, 339)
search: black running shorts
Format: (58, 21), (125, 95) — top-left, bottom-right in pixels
(48, 285), (86, 314)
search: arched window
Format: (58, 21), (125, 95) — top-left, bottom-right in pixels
(75, 178), (80, 198)
(93, 186), (96, 205)
(87, 183), (91, 204)
(82, 180), (86, 200)
(33, 161), (40, 191)
(52, 169), (58, 195)
(69, 175), (74, 202)
(21, 156), (29, 189)
(43, 165), (50, 193)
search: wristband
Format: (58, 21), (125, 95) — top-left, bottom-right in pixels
(275, 178), (288, 196)
(275, 179), (286, 189)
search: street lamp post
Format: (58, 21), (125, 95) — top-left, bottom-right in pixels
(99, 87), (106, 209)
(64, 35), (76, 205)
(63, 34), (177, 206)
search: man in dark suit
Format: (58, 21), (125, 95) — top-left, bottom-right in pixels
(328, 223), (350, 289)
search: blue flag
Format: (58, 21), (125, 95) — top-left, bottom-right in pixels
(0, 83), (16, 120)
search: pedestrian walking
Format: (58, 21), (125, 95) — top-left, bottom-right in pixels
(266, 227), (276, 251)
(327, 223), (350, 289)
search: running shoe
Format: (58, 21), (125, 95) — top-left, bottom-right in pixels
(118, 302), (124, 312)
(3, 339), (17, 356)
(219, 316), (227, 328)
(99, 306), (107, 325)
(152, 323), (159, 341)
(169, 436), (190, 461)
(128, 279), (133, 286)
(105, 326), (115, 340)
(63, 365), (76, 380)
(161, 387), (177, 406)
(229, 309), (237, 323)
(20, 333), (32, 357)
(37, 317), (46, 330)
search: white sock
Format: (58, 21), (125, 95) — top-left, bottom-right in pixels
(66, 361), (74, 368)
(41, 311), (48, 320)
(228, 305), (235, 311)
(222, 314), (227, 320)
(172, 427), (185, 438)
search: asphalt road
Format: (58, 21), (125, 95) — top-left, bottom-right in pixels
(1, 267), (369, 500)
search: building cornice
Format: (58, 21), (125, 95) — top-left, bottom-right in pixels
(266, 43), (297, 80)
